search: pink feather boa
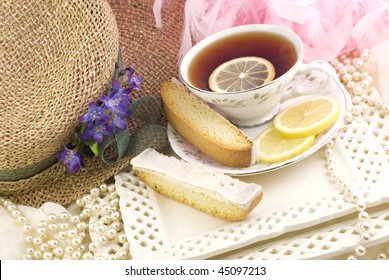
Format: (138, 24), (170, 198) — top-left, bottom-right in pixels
(153, 0), (389, 62)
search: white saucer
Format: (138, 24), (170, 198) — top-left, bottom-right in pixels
(167, 75), (351, 176)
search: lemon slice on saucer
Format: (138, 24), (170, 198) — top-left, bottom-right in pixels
(274, 96), (340, 138)
(255, 126), (315, 163)
(208, 56), (275, 93)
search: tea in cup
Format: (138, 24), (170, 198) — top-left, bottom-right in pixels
(179, 24), (336, 127)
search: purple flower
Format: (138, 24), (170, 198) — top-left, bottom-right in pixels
(79, 101), (110, 126)
(111, 114), (128, 130)
(127, 68), (142, 91)
(109, 80), (132, 96)
(100, 91), (132, 117)
(56, 145), (84, 174)
(82, 122), (114, 143)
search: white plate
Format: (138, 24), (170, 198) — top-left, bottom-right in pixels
(167, 73), (351, 175)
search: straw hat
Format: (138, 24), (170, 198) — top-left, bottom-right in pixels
(0, 0), (185, 207)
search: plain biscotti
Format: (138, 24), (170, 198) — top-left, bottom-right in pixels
(160, 80), (255, 168)
(130, 148), (263, 221)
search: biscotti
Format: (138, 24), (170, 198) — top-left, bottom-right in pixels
(160, 80), (255, 168)
(130, 148), (263, 221)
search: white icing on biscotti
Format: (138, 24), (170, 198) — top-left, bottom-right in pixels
(130, 148), (262, 209)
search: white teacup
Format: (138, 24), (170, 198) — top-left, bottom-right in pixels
(179, 24), (336, 127)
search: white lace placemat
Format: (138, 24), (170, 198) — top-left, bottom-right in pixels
(115, 103), (389, 259)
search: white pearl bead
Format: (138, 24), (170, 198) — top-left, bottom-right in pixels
(95, 225), (105, 234)
(77, 221), (87, 231)
(90, 188), (100, 197)
(47, 213), (57, 221)
(81, 208), (92, 217)
(110, 198), (119, 206)
(48, 239), (59, 248)
(356, 200), (366, 212)
(59, 223), (69, 231)
(106, 229), (117, 240)
(7, 204), (16, 212)
(71, 238), (82, 247)
(362, 79), (372, 89)
(40, 243), (49, 252)
(82, 252), (94, 260)
(360, 221), (371, 231)
(112, 221), (122, 231)
(83, 195), (93, 204)
(118, 234), (127, 244)
(22, 254), (32, 260)
(361, 51), (369, 61)
(65, 246), (74, 254)
(76, 198), (85, 207)
(122, 242), (130, 250)
(58, 231), (67, 240)
(354, 59), (364, 69)
(102, 215), (112, 224)
(72, 251), (82, 260)
(26, 248), (35, 257)
(101, 205), (111, 214)
(11, 210), (21, 218)
(352, 106), (361, 116)
(23, 224), (32, 233)
(110, 192), (118, 199)
(111, 211), (121, 221)
(98, 236), (108, 245)
(53, 247), (64, 257)
(48, 223), (58, 232)
(67, 229), (77, 238)
(33, 250), (43, 260)
(70, 215), (80, 224)
(89, 242), (98, 251)
(91, 204), (101, 213)
(25, 235), (33, 243)
(117, 251), (128, 260)
(43, 252), (54, 260)
(355, 245), (366, 256)
(33, 237), (43, 246)
(99, 184), (108, 193)
(37, 227), (47, 236)
(342, 73), (352, 82)
(360, 232), (371, 244)
(352, 72), (361, 81)
(347, 255), (356, 260)
(16, 215), (26, 224)
(353, 86), (363, 96)
(108, 185), (116, 193)
(358, 211), (369, 221)
(377, 253), (386, 260)
(60, 212), (70, 221)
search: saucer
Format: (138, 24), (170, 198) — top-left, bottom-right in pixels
(167, 75), (351, 176)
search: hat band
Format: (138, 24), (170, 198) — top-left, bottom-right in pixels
(0, 155), (57, 181)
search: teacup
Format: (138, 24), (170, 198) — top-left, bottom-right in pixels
(179, 24), (336, 127)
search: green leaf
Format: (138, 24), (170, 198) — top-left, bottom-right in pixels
(89, 142), (99, 156)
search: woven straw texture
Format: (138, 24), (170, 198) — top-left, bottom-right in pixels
(0, 0), (185, 207)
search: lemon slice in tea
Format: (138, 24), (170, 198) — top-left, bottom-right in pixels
(255, 126), (315, 163)
(274, 96), (340, 138)
(208, 56), (275, 93)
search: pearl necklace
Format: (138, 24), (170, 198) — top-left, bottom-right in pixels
(330, 48), (389, 260)
(0, 183), (131, 260)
